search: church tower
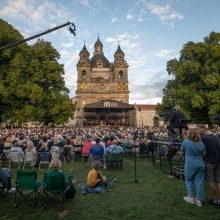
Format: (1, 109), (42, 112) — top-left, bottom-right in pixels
(74, 37), (130, 125)
(114, 44), (129, 97)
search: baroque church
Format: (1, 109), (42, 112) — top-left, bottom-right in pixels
(74, 37), (135, 126)
(73, 37), (156, 127)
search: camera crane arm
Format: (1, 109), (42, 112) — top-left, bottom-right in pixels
(0, 21), (76, 52)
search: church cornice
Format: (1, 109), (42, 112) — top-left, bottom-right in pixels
(77, 62), (91, 67)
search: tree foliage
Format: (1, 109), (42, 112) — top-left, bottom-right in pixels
(158, 32), (220, 124)
(0, 19), (74, 125)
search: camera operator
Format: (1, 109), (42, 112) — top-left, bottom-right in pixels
(168, 105), (187, 138)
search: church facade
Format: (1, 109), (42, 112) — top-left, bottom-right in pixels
(74, 37), (135, 126)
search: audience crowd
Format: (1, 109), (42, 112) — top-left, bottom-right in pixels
(0, 122), (220, 208)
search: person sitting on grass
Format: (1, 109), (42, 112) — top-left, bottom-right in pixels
(181, 129), (206, 207)
(87, 162), (107, 188)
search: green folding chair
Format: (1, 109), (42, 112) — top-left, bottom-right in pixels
(14, 170), (40, 207)
(107, 152), (124, 170)
(41, 170), (67, 211)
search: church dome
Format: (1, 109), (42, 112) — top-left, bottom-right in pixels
(79, 43), (90, 56)
(114, 45), (124, 57)
(94, 36), (103, 47)
(90, 54), (111, 68)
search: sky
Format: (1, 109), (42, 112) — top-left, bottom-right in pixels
(0, 0), (220, 104)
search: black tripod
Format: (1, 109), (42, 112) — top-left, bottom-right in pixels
(157, 120), (182, 143)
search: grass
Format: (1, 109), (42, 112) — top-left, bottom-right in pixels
(1, 156), (220, 220)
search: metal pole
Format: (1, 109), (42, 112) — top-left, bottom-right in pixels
(133, 138), (138, 183)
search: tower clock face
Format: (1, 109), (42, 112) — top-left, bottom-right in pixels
(118, 83), (125, 90)
(80, 83), (87, 90)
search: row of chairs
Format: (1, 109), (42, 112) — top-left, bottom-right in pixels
(14, 170), (72, 210)
(6, 148), (75, 170)
(8, 151), (50, 170)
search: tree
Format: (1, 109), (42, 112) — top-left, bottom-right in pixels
(158, 32), (220, 124)
(0, 19), (74, 125)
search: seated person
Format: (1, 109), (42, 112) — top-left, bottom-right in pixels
(106, 136), (114, 147)
(9, 140), (24, 160)
(50, 145), (60, 160)
(90, 138), (104, 162)
(0, 167), (15, 193)
(106, 140), (124, 156)
(87, 162), (107, 188)
(63, 139), (75, 158)
(82, 137), (93, 156)
(25, 141), (37, 164)
(46, 158), (67, 187)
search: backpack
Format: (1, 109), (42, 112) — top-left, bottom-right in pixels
(65, 184), (76, 199)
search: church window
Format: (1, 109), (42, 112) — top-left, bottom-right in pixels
(83, 55), (86, 59)
(97, 60), (103, 68)
(118, 71), (123, 79)
(82, 70), (86, 78)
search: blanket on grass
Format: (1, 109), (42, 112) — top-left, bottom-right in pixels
(78, 182), (113, 194)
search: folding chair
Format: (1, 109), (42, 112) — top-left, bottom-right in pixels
(89, 153), (104, 167)
(38, 152), (50, 170)
(63, 147), (74, 163)
(106, 152), (123, 170)
(41, 171), (66, 211)
(14, 170), (40, 207)
(23, 151), (35, 170)
(8, 152), (23, 169)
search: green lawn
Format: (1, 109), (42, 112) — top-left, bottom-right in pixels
(1, 157), (220, 220)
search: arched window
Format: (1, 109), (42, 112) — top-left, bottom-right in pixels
(82, 70), (86, 78)
(118, 71), (123, 79)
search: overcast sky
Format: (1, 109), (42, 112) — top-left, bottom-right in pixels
(0, 0), (220, 104)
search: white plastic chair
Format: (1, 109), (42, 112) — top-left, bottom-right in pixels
(23, 151), (35, 170)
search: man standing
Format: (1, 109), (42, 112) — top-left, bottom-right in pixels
(197, 124), (220, 206)
(168, 105), (187, 138)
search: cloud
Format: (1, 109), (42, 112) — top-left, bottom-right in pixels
(111, 17), (118, 23)
(137, 16), (144, 22)
(129, 67), (173, 104)
(137, 1), (183, 27)
(105, 32), (144, 67)
(61, 41), (75, 48)
(105, 37), (117, 43)
(0, 0), (73, 31)
(126, 14), (134, 20)
(147, 2), (183, 22)
(76, 0), (96, 13)
(154, 49), (177, 60)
